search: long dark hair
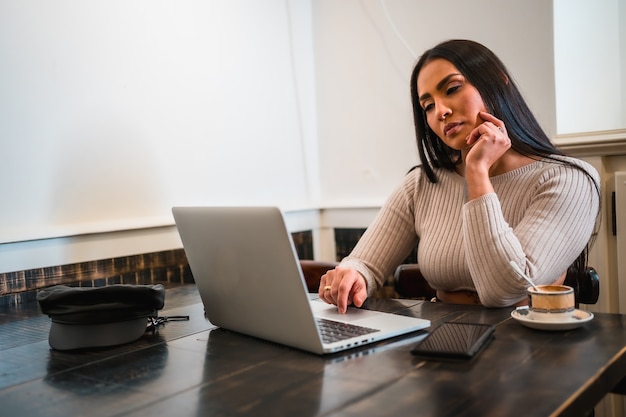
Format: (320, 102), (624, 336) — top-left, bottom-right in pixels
(410, 39), (561, 183)
(409, 39), (599, 293)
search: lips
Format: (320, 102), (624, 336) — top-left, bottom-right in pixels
(443, 122), (462, 136)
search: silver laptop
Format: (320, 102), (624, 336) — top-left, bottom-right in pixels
(172, 206), (430, 354)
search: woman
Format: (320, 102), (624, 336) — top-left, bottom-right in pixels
(319, 39), (600, 312)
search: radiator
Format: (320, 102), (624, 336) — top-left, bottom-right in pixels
(587, 171), (626, 315)
(603, 172), (626, 417)
(614, 172), (626, 314)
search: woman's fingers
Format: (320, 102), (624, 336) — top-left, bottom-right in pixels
(467, 112), (507, 146)
(318, 267), (368, 314)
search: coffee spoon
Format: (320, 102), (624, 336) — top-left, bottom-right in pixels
(509, 260), (540, 292)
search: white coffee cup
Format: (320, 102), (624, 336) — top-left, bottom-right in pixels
(527, 284), (575, 322)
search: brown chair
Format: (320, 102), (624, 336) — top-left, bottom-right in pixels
(299, 260), (339, 293)
(299, 260), (435, 299)
(393, 264), (436, 300)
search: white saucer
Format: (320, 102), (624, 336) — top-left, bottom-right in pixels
(511, 307), (594, 331)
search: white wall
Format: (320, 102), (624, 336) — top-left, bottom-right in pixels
(554, 0), (625, 134)
(0, 0), (557, 273)
(0, 0), (318, 244)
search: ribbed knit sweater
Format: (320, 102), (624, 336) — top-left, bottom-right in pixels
(339, 156), (600, 308)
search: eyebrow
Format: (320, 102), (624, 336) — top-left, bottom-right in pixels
(418, 73), (463, 103)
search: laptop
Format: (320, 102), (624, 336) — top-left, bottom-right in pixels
(172, 206), (430, 354)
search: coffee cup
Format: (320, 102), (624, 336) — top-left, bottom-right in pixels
(527, 285), (575, 321)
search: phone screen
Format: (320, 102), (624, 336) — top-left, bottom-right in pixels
(411, 322), (495, 359)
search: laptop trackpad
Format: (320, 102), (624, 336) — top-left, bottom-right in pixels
(310, 299), (386, 323)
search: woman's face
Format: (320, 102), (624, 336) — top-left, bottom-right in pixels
(416, 58), (487, 151)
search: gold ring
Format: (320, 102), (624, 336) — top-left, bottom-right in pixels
(324, 285), (332, 291)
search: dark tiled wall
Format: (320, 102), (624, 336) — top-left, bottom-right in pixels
(0, 249), (193, 307)
(292, 230), (314, 260)
(334, 228), (418, 263)
(0, 231), (315, 307)
(334, 228), (368, 261)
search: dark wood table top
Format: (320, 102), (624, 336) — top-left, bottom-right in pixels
(1, 284), (625, 417)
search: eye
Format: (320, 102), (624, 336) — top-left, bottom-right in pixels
(446, 84), (461, 95)
(422, 102), (434, 112)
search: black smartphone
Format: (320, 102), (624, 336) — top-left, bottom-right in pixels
(411, 322), (495, 360)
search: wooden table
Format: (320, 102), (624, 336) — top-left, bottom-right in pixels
(1, 284), (626, 417)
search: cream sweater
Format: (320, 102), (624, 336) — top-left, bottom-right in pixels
(339, 156), (600, 308)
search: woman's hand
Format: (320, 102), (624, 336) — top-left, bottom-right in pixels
(318, 267), (368, 314)
(465, 111), (510, 171)
(464, 111), (510, 200)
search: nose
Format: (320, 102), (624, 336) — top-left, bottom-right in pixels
(439, 106), (451, 121)
(432, 98), (451, 121)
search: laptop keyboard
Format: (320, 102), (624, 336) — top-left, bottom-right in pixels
(316, 318), (380, 344)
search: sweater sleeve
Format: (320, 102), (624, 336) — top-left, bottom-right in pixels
(463, 162), (600, 307)
(339, 171), (420, 296)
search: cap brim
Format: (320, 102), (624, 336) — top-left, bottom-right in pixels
(48, 318), (147, 351)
